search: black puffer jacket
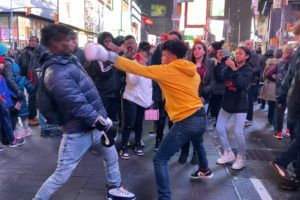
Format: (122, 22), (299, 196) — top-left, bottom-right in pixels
(42, 54), (107, 134)
(85, 61), (123, 98)
(18, 46), (34, 77)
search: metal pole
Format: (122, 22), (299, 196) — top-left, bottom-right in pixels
(279, 0), (285, 47)
(10, 0), (13, 48)
(226, 8), (230, 44)
(238, 22), (241, 45)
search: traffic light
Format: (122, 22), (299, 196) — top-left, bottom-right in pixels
(54, 13), (59, 24)
(26, 7), (31, 16)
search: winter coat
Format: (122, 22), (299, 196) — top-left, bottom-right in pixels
(248, 50), (261, 84)
(0, 75), (14, 108)
(85, 61), (123, 99)
(259, 59), (278, 101)
(41, 54), (107, 134)
(216, 62), (254, 113)
(278, 46), (300, 104)
(287, 62), (300, 121)
(123, 72), (153, 108)
(73, 47), (86, 66)
(200, 58), (225, 99)
(275, 58), (291, 96)
(17, 46), (34, 77)
(3, 56), (20, 93)
(13, 64), (35, 117)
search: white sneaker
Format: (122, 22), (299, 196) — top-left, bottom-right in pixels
(106, 186), (136, 200)
(216, 151), (235, 165)
(232, 155), (246, 170)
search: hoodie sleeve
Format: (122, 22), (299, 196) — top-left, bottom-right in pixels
(231, 67), (254, 90)
(114, 56), (169, 81)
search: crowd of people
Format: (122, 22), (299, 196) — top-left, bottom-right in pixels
(0, 20), (299, 199)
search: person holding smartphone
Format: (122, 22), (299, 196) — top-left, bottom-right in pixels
(215, 46), (254, 170)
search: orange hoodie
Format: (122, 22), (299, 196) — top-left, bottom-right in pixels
(114, 57), (203, 122)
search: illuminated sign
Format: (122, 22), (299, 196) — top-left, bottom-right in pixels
(143, 17), (154, 25)
(151, 5), (167, 17)
(59, 0), (85, 29)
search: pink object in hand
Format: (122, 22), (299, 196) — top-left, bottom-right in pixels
(144, 109), (159, 121)
(15, 101), (22, 110)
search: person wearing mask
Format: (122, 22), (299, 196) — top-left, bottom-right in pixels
(215, 46), (254, 170)
(18, 36), (39, 126)
(33, 24), (135, 200)
(119, 42), (153, 159)
(85, 32), (123, 123)
(85, 39), (214, 200)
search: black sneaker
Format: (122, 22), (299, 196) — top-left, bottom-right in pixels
(134, 145), (144, 156)
(279, 179), (300, 191)
(154, 138), (161, 152)
(190, 151), (199, 165)
(9, 138), (25, 148)
(41, 129), (62, 137)
(191, 168), (214, 179)
(106, 186), (136, 200)
(178, 153), (188, 164)
(120, 148), (131, 160)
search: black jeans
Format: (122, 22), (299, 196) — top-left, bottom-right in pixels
(246, 85), (255, 121)
(28, 90), (37, 119)
(121, 99), (145, 148)
(208, 94), (223, 119)
(268, 101), (276, 125)
(101, 97), (121, 122)
(274, 102), (287, 132)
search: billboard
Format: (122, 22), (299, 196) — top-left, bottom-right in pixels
(151, 5), (167, 17)
(185, 0), (207, 28)
(59, 0), (85, 29)
(0, 0), (57, 20)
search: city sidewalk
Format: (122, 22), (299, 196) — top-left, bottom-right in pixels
(0, 104), (299, 200)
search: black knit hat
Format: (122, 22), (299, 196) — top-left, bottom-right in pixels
(211, 40), (224, 50)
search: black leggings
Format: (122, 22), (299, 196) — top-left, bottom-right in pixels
(121, 99), (145, 148)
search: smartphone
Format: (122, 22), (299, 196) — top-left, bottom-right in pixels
(222, 50), (230, 58)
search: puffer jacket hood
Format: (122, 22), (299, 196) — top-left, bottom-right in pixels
(171, 59), (196, 77)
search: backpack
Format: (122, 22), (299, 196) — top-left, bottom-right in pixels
(36, 63), (62, 125)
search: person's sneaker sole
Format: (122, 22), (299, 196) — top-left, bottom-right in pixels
(273, 135), (283, 139)
(107, 197), (136, 200)
(231, 165), (245, 170)
(191, 172), (214, 180)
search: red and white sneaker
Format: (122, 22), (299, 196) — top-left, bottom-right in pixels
(274, 131), (283, 139)
(284, 129), (290, 137)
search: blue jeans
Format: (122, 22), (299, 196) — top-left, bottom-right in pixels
(33, 129), (121, 200)
(38, 113), (60, 131)
(216, 108), (247, 156)
(153, 108), (208, 200)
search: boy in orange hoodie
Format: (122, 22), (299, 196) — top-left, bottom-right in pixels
(85, 39), (213, 200)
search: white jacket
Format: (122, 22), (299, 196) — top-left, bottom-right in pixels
(123, 72), (153, 108)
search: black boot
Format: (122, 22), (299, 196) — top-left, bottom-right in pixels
(154, 138), (161, 152)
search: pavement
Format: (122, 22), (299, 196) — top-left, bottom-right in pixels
(0, 103), (300, 200)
